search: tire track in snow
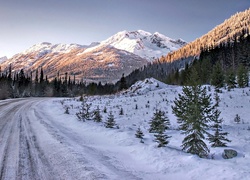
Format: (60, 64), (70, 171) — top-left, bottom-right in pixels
(0, 120), (16, 180)
(34, 107), (143, 180)
(17, 100), (57, 180)
(0, 102), (24, 180)
(0, 99), (56, 180)
(33, 108), (109, 180)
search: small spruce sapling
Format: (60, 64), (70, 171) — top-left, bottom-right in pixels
(105, 111), (116, 128)
(149, 109), (171, 147)
(76, 98), (92, 121)
(234, 114), (241, 124)
(135, 127), (144, 143)
(208, 93), (231, 147)
(154, 131), (171, 147)
(64, 106), (69, 114)
(76, 103), (86, 122)
(93, 106), (102, 122)
(103, 106), (107, 113)
(119, 107), (124, 115)
(149, 110), (170, 133)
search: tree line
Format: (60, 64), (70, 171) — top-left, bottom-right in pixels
(0, 66), (127, 100)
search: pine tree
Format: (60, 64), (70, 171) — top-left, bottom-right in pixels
(148, 109), (171, 147)
(172, 70), (213, 158)
(40, 67), (44, 83)
(154, 131), (171, 147)
(76, 106), (85, 121)
(148, 110), (170, 133)
(211, 62), (224, 90)
(200, 58), (212, 84)
(76, 98), (92, 121)
(83, 101), (92, 120)
(35, 69), (38, 84)
(208, 93), (231, 147)
(135, 127), (144, 143)
(237, 64), (249, 88)
(103, 106), (107, 113)
(35, 69), (39, 96)
(119, 107), (124, 115)
(39, 67), (46, 96)
(225, 68), (236, 90)
(64, 106), (70, 114)
(105, 111), (116, 128)
(93, 106), (102, 122)
(119, 73), (127, 91)
(234, 114), (241, 124)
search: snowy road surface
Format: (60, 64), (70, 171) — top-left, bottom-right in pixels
(0, 98), (167, 180)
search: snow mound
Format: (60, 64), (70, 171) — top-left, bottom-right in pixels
(125, 78), (171, 95)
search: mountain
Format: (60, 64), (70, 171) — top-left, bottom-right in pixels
(86, 30), (186, 61)
(22, 42), (86, 56)
(0, 42), (148, 83)
(0, 30), (185, 83)
(0, 56), (7, 63)
(163, 8), (250, 62)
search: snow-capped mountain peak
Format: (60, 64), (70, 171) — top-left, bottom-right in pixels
(84, 30), (186, 61)
(0, 56), (8, 63)
(23, 42), (85, 55)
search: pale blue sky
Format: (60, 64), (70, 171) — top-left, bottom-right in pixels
(0, 0), (250, 57)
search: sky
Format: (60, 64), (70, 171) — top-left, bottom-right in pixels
(0, 0), (250, 58)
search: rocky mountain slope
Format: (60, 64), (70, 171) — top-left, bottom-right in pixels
(1, 44), (148, 83)
(163, 8), (250, 62)
(0, 30), (184, 83)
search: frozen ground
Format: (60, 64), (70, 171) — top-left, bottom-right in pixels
(0, 79), (250, 180)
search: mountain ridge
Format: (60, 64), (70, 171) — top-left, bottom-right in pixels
(0, 56), (7, 63)
(163, 8), (250, 62)
(0, 30), (185, 82)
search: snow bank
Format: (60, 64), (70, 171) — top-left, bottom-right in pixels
(51, 82), (250, 180)
(124, 78), (176, 95)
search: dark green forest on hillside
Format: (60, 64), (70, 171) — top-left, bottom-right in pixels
(165, 32), (250, 86)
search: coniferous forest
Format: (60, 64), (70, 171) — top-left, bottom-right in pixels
(165, 31), (250, 86)
(0, 67), (118, 100)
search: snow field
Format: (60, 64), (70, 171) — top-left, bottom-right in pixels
(50, 81), (250, 180)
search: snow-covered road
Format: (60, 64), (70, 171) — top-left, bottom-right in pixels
(0, 98), (160, 180)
